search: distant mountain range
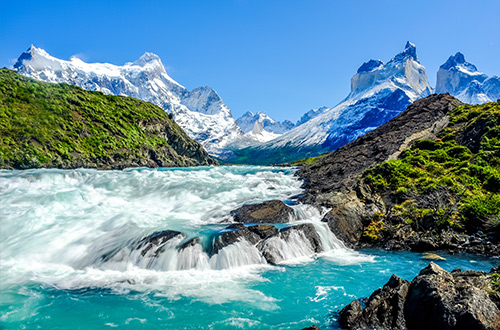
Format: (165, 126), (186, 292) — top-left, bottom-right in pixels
(13, 43), (499, 164)
(13, 46), (243, 158)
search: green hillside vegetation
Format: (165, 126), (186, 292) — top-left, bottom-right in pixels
(0, 69), (215, 169)
(362, 101), (500, 238)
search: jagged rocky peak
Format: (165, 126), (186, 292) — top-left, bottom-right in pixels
(181, 86), (228, 115)
(391, 41), (418, 62)
(236, 110), (295, 134)
(357, 59), (384, 73)
(350, 41), (431, 98)
(436, 51), (489, 98)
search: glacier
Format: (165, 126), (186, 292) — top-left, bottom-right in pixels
(13, 46), (243, 157)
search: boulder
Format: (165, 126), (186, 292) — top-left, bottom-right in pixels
(248, 224), (279, 239)
(230, 200), (294, 223)
(338, 275), (409, 330)
(212, 225), (260, 254)
(177, 237), (202, 251)
(280, 224), (323, 253)
(338, 262), (500, 330)
(136, 230), (185, 257)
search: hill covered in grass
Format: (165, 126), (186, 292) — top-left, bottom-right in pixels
(0, 69), (217, 169)
(299, 94), (499, 255)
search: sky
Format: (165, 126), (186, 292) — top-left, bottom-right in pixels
(1, 0), (499, 122)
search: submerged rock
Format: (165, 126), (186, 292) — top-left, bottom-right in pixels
(338, 262), (500, 330)
(230, 200), (294, 223)
(421, 252), (446, 261)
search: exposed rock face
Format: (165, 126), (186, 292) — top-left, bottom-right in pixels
(338, 262), (500, 330)
(248, 224), (279, 239)
(230, 200), (295, 223)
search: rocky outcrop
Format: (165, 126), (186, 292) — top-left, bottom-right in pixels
(338, 262), (500, 330)
(230, 200), (295, 223)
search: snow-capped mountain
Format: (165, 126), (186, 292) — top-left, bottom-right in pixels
(436, 52), (499, 104)
(231, 42), (432, 164)
(236, 111), (295, 134)
(13, 46), (243, 157)
(295, 106), (329, 126)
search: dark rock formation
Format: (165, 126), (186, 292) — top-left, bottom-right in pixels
(338, 262), (500, 330)
(177, 237), (202, 251)
(212, 225), (261, 254)
(248, 224), (279, 239)
(136, 230), (185, 257)
(230, 200), (294, 223)
(280, 224), (323, 253)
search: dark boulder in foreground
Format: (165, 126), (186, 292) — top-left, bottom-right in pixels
(230, 200), (294, 223)
(338, 262), (500, 330)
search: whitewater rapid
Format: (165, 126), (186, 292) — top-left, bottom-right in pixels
(0, 166), (371, 305)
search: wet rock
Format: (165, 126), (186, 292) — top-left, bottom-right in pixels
(230, 200), (294, 223)
(338, 262), (500, 330)
(212, 225), (260, 254)
(136, 230), (185, 257)
(178, 237), (202, 251)
(280, 224), (322, 253)
(258, 223), (323, 264)
(248, 224), (279, 239)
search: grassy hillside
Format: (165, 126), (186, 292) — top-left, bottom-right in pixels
(362, 101), (499, 239)
(0, 69), (216, 169)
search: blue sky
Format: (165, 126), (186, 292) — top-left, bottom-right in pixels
(1, 0), (499, 122)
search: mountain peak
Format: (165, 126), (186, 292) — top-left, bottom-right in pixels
(440, 52), (477, 72)
(133, 52), (162, 66)
(391, 41), (418, 63)
(14, 45), (49, 69)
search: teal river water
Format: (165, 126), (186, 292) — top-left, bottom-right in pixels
(0, 166), (496, 329)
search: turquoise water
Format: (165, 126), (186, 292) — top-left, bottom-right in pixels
(0, 167), (497, 329)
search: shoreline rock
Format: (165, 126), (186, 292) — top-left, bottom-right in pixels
(337, 262), (500, 330)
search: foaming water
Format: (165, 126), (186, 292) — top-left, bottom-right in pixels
(0, 166), (496, 329)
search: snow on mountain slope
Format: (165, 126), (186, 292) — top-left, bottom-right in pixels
(235, 42), (431, 163)
(13, 46), (243, 157)
(436, 52), (499, 104)
(236, 111), (295, 134)
(229, 121), (281, 149)
(295, 106), (329, 126)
